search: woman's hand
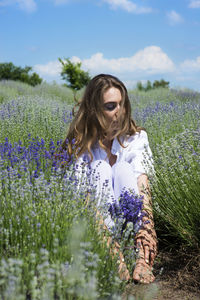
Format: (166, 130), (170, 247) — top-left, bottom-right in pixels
(137, 173), (158, 266)
(133, 225), (157, 283)
(135, 225), (158, 267)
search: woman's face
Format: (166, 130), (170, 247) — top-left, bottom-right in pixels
(102, 87), (124, 130)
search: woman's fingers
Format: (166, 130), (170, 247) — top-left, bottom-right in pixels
(143, 244), (150, 264)
(133, 247), (155, 284)
(136, 238), (142, 250)
(136, 234), (157, 266)
(136, 238), (151, 264)
(150, 249), (156, 267)
(144, 240), (157, 265)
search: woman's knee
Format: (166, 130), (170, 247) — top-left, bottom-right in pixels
(90, 160), (112, 180)
(112, 161), (133, 177)
(89, 160), (114, 203)
(112, 161), (139, 198)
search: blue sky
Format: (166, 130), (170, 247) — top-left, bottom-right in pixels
(1, 0), (200, 91)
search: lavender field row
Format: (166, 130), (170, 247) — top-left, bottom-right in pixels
(0, 81), (199, 299)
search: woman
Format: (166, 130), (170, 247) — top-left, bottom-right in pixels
(62, 74), (158, 284)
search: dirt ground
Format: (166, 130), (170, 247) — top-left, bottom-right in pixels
(122, 247), (200, 300)
(122, 281), (199, 300)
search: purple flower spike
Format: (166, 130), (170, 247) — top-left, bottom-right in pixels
(109, 190), (145, 231)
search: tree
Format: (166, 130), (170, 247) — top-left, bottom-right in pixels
(153, 79), (169, 89)
(152, 80), (160, 89)
(136, 81), (151, 92)
(136, 81), (144, 91)
(136, 79), (170, 92)
(146, 80), (152, 91)
(159, 79), (169, 89)
(0, 62), (42, 86)
(59, 58), (91, 101)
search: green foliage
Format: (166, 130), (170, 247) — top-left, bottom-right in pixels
(136, 81), (143, 91)
(151, 130), (200, 248)
(136, 79), (169, 92)
(0, 95), (72, 144)
(59, 58), (91, 100)
(146, 80), (152, 91)
(153, 79), (169, 89)
(0, 62), (42, 86)
(0, 80), (76, 104)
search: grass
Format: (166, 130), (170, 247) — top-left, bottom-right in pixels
(0, 81), (199, 299)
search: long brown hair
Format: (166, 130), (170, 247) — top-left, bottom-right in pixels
(62, 74), (143, 161)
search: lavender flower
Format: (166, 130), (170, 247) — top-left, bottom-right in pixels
(109, 190), (144, 233)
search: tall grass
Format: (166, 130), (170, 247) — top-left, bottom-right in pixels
(0, 81), (200, 298)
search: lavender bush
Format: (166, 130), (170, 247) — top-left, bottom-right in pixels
(0, 80), (76, 104)
(151, 129), (200, 247)
(0, 135), (122, 298)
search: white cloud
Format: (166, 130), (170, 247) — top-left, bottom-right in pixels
(18, 0), (36, 12)
(34, 60), (62, 76)
(33, 52), (200, 91)
(102, 0), (152, 14)
(189, 0), (200, 8)
(180, 56), (200, 71)
(122, 79), (138, 88)
(80, 46), (175, 74)
(166, 10), (184, 26)
(0, 0), (37, 12)
(34, 46), (175, 80)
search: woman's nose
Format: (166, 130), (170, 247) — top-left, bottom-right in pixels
(115, 104), (120, 115)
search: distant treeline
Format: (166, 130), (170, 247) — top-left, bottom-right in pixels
(0, 62), (42, 86)
(0, 61), (170, 94)
(136, 79), (170, 91)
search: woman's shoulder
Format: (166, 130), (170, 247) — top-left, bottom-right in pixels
(121, 130), (149, 152)
(125, 130), (148, 144)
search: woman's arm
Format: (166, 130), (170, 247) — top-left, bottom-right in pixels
(136, 173), (158, 266)
(132, 173), (157, 283)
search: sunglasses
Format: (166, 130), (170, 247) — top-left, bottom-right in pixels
(103, 102), (120, 111)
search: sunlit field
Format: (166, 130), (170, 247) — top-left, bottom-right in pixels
(0, 80), (200, 299)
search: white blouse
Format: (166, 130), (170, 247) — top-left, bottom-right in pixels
(75, 130), (154, 180)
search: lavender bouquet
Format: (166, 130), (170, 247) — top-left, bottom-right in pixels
(109, 190), (145, 238)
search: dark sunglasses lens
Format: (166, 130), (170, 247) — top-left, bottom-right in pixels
(104, 103), (117, 111)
